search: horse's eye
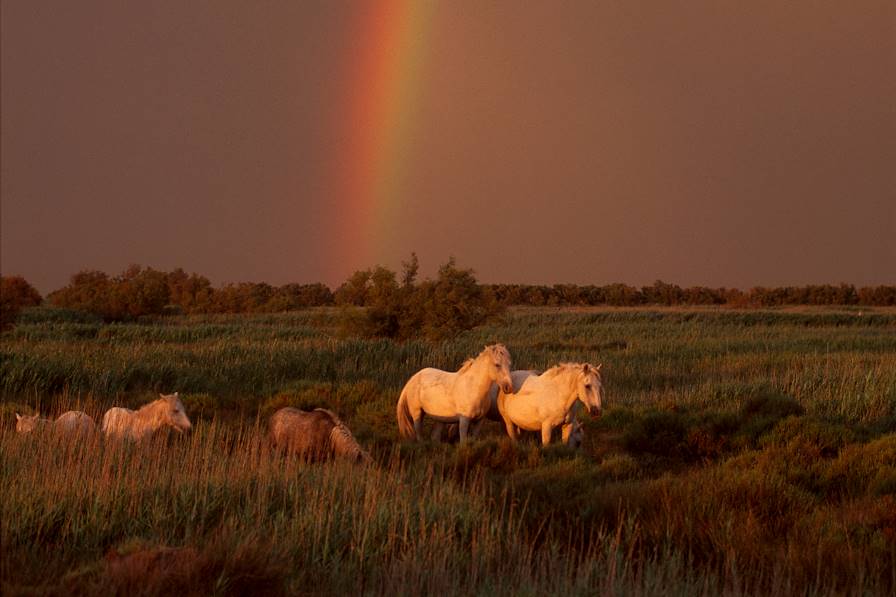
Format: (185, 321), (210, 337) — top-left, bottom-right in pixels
(585, 384), (592, 390)
(171, 410), (178, 415)
(495, 363), (500, 368)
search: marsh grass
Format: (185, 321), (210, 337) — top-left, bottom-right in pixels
(2, 306), (895, 594)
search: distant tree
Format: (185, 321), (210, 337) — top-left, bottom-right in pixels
(167, 268), (215, 313)
(858, 286), (896, 306)
(335, 270), (372, 306)
(602, 283), (643, 306)
(418, 258), (501, 341)
(1, 275), (42, 330)
(48, 270), (114, 319)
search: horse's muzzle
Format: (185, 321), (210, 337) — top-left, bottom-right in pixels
(501, 383), (514, 394)
(589, 406), (602, 418)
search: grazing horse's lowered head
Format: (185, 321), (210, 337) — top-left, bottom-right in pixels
(15, 413), (49, 433)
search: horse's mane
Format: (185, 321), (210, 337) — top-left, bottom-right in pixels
(540, 363), (581, 379)
(137, 398), (164, 413)
(138, 394), (181, 414)
(315, 409), (368, 459)
(458, 344), (510, 373)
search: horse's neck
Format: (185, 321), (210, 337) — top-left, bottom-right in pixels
(136, 402), (164, 429)
(457, 357), (493, 398)
(546, 370), (580, 412)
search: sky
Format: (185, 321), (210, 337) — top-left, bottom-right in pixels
(2, 1), (894, 294)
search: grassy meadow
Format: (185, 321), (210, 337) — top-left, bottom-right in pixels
(2, 306), (895, 595)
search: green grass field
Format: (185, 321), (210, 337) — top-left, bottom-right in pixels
(2, 306), (895, 595)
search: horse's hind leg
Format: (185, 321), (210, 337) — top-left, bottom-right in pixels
(458, 416), (471, 443)
(471, 419), (485, 438)
(431, 422), (445, 442)
(412, 415), (424, 441)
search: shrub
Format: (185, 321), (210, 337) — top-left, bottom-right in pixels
(337, 256), (503, 341)
(1, 276), (42, 330)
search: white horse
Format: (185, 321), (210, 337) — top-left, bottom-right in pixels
(396, 344), (514, 442)
(432, 369), (540, 442)
(497, 363), (602, 446)
(102, 393), (192, 440)
(16, 411), (95, 436)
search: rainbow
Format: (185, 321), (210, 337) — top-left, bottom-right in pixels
(328, 0), (436, 281)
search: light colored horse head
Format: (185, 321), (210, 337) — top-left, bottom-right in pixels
(15, 413), (49, 433)
(480, 343), (514, 395)
(576, 363), (603, 417)
(159, 392), (192, 433)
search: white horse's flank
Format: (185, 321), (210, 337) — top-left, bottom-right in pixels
(16, 411), (95, 436)
(497, 363), (603, 446)
(396, 344), (514, 442)
(102, 393), (192, 440)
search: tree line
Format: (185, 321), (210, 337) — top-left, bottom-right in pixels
(2, 262), (894, 332)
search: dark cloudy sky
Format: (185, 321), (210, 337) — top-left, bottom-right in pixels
(2, 1), (894, 294)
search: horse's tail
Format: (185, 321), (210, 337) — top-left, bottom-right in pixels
(396, 388), (415, 439)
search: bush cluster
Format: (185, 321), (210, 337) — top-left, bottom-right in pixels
(486, 280), (896, 307)
(336, 255), (503, 340)
(46, 266), (334, 321)
(0, 276), (42, 330)
(6, 267), (894, 330)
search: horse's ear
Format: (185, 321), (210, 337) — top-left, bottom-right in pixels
(15, 413), (21, 421)
(595, 363), (602, 371)
(159, 393), (165, 398)
(582, 363), (591, 373)
(174, 392), (179, 398)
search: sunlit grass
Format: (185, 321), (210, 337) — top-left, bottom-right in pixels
(2, 306), (895, 594)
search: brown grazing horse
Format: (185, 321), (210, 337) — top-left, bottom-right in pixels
(269, 407), (371, 464)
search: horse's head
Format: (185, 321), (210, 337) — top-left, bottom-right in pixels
(15, 413), (46, 434)
(568, 419), (585, 448)
(577, 363), (603, 417)
(484, 344), (514, 394)
(161, 393), (192, 434)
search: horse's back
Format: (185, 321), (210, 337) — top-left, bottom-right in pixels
(406, 367), (452, 393)
(269, 407), (333, 457)
(488, 370), (538, 421)
(55, 411), (95, 435)
(102, 407), (135, 437)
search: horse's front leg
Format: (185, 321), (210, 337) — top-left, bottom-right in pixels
(458, 416), (471, 442)
(561, 423), (572, 445)
(431, 422), (445, 442)
(541, 422), (554, 446)
(502, 417), (518, 441)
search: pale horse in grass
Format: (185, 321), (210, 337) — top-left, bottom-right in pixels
(396, 344), (514, 442)
(16, 411), (96, 436)
(432, 369), (539, 442)
(497, 363), (602, 446)
(102, 393), (192, 440)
